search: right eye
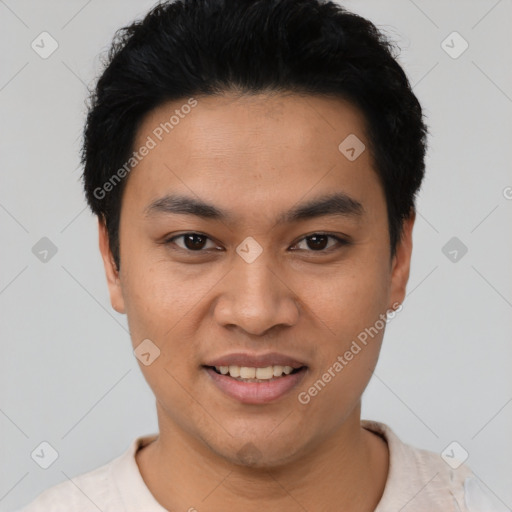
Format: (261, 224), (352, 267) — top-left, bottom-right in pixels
(164, 232), (221, 252)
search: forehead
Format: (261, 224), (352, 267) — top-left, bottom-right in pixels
(136, 92), (368, 154)
(123, 93), (383, 222)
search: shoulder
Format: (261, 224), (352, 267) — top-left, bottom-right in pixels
(15, 434), (158, 512)
(362, 420), (508, 512)
(14, 434), (151, 512)
(15, 460), (113, 512)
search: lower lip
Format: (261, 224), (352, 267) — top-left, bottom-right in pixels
(204, 367), (307, 405)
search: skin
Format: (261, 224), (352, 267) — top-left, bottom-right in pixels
(98, 92), (414, 511)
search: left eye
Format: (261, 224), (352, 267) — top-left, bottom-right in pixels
(292, 234), (345, 252)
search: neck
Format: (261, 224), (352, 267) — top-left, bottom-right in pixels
(136, 403), (389, 512)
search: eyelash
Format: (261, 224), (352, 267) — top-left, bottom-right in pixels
(163, 232), (349, 254)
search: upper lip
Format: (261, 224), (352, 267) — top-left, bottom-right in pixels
(204, 352), (307, 369)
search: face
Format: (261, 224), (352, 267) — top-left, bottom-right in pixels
(99, 93), (413, 467)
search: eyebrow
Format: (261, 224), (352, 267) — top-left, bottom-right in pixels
(144, 192), (364, 224)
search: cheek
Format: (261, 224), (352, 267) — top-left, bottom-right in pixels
(294, 250), (390, 400)
(296, 274), (388, 427)
(119, 258), (224, 403)
(120, 259), (209, 429)
(121, 254), (217, 340)
(297, 256), (390, 336)
(296, 337), (382, 436)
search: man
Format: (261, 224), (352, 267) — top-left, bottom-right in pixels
(18, 0), (503, 510)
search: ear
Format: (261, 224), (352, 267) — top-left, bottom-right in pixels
(98, 217), (126, 314)
(389, 210), (415, 309)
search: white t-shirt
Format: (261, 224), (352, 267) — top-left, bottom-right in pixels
(16, 420), (507, 511)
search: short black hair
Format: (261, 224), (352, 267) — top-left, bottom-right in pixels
(81, 0), (428, 270)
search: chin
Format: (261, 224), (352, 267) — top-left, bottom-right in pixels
(205, 429), (309, 470)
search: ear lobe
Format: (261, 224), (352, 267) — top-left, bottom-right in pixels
(389, 211), (415, 308)
(98, 217), (126, 314)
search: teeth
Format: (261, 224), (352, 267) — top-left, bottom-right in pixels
(273, 365), (283, 377)
(214, 365), (299, 380)
(240, 367), (256, 379)
(228, 365), (240, 378)
(256, 366), (274, 379)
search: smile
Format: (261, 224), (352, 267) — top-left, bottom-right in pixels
(212, 364), (299, 381)
(203, 364), (308, 404)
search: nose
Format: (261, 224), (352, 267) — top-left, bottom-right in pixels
(213, 248), (300, 336)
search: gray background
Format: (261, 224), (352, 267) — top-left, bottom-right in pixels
(1, 0), (511, 510)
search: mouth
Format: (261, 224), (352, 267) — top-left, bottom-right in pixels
(202, 354), (308, 404)
(207, 364), (305, 382)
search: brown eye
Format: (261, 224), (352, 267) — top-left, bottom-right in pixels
(184, 234), (207, 250)
(168, 233), (218, 251)
(293, 234), (347, 252)
(305, 234), (329, 250)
